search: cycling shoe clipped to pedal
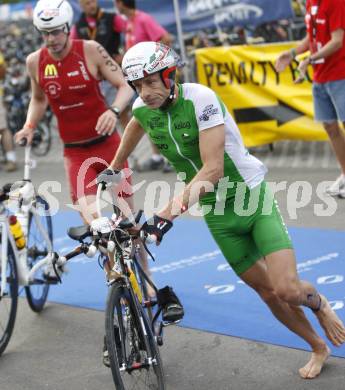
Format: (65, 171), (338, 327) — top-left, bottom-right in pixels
(157, 286), (184, 323)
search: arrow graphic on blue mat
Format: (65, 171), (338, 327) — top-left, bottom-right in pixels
(233, 100), (304, 127)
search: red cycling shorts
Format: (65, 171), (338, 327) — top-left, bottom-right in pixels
(63, 132), (131, 204)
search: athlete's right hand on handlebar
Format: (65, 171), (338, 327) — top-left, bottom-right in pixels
(140, 215), (173, 245)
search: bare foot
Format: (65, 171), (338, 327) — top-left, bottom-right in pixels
(299, 345), (331, 379)
(314, 295), (345, 346)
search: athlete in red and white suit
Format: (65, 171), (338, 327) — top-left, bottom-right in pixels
(15, 8), (134, 223)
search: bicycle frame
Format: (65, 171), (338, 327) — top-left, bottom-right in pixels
(96, 185), (166, 337)
(0, 145), (54, 297)
(95, 183), (157, 295)
(56, 183), (164, 334)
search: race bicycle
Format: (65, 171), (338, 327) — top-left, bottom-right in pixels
(0, 140), (55, 356)
(52, 182), (178, 389)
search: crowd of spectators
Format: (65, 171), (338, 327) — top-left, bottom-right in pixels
(0, 0), (308, 172)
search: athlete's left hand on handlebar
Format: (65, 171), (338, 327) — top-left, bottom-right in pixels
(95, 109), (118, 135)
(140, 214), (173, 245)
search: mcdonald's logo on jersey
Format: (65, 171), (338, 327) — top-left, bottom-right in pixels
(44, 64), (58, 78)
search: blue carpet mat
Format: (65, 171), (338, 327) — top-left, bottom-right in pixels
(49, 212), (345, 358)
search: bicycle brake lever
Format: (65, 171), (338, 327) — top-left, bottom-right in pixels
(139, 231), (156, 262)
(135, 210), (144, 224)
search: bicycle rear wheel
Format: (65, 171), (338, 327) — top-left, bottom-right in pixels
(105, 282), (165, 390)
(0, 246), (18, 356)
(25, 196), (52, 312)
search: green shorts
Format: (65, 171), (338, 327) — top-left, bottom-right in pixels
(203, 181), (293, 275)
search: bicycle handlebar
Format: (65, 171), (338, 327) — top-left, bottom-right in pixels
(56, 183), (156, 271)
(64, 244), (90, 260)
(19, 138), (28, 147)
(18, 132), (43, 148)
(57, 215), (157, 267)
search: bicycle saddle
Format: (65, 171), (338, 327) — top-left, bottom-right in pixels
(67, 225), (91, 241)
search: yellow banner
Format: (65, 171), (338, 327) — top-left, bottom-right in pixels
(195, 43), (327, 147)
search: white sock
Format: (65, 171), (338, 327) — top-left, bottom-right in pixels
(6, 151), (16, 162)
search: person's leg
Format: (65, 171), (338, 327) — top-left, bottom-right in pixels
(252, 187), (345, 347)
(0, 99), (16, 171)
(313, 81), (345, 184)
(0, 127), (17, 172)
(247, 184), (345, 377)
(323, 121), (345, 173)
(264, 249), (345, 347)
(240, 258), (330, 379)
(204, 189), (330, 378)
(327, 79), (345, 174)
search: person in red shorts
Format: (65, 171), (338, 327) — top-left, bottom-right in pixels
(15, 0), (134, 223)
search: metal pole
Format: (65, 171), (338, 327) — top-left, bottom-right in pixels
(173, 0), (190, 82)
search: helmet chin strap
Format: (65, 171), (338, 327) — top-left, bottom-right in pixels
(61, 35), (69, 51)
(62, 24), (70, 51)
(159, 80), (176, 110)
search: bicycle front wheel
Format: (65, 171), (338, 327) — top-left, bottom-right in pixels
(105, 282), (165, 390)
(0, 246), (18, 356)
(25, 196), (52, 312)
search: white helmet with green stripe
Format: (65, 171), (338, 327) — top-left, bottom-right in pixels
(122, 41), (180, 89)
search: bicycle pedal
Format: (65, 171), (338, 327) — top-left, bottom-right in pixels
(44, 278), (60, 285)
(31, 278), (49, 285)
(156, 336), (163, 346)
(162, 319), (181, 327)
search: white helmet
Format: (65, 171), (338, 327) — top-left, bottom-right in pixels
(122, 42), (180, 89)
(33, 0), (73, 31)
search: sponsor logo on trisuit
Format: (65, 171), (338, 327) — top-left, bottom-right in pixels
(44, 64), (58, 78)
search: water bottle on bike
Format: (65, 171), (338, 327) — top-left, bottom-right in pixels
(8, 215), (26, 250)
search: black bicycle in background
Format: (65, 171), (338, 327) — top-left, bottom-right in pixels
(3, 63), (53, 157)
